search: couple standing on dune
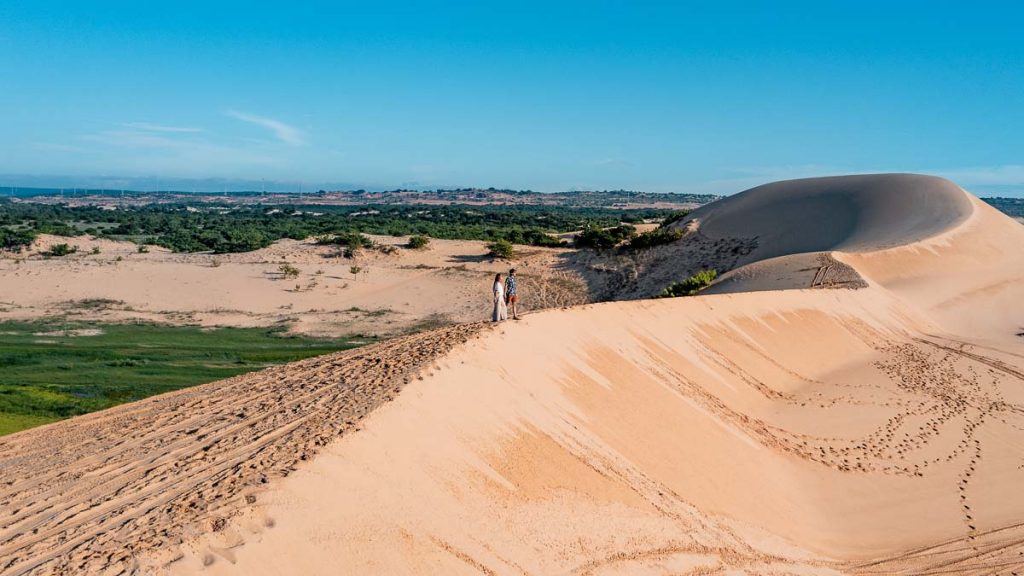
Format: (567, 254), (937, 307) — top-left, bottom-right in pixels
(492, 268), (520, 322)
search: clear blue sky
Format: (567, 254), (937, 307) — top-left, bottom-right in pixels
(2, 1), (1022, 195)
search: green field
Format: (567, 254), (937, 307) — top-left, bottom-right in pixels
(0, 321), (370, 436)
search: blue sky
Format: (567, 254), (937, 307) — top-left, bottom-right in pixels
(2, 1), (1022, 195)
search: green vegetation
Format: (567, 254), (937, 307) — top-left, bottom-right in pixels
(487, 239), (515, 259)
(46, 243), (78, 257)
(316, 231), (374, 249)
(0, 320), (369, 435)
(983, 197), (1024, 218)
(658, 209), (690, 229)
(407, 235), (430, 249)
(0, 227), (37, 252)
(625, 227), (685, 250)
(658, 269), (718, 297)
(0, 199), (672, 253)
(0, 413), (58, 436)
(574, 224), (636, 249)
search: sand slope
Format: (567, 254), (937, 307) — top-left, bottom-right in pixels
(0, 235), (586, 337)
(2, 174), (1023, 575)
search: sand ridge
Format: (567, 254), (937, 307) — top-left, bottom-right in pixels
(0, 322), (486, 574)
(2, 173), (1023, 575)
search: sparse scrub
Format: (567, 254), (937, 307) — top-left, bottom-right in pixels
(658, 209), (690, 229)
(625, 228), (684, 250)
(317, 232), (374, 249)
(487, 239), (515, 259)
(574, 224), (636, 249)
(64, 298), (125, 311)
(0, 228), (37, 252)
(278, 263), (300, 279)
(46, 243), (78, 257)
(90, 246), (101, 255)
(408, 235), (430, 249)
(657, 269), (718, 297)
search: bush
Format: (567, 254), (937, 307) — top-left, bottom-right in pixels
(317, 232), (374, 249)
(657, 269), (717, 297)
(625, 228), (684, 250)
(137, 244), (149, 253)
(278, 263), (300, 279)
(521, 231), (566, 247)
(408, 235), (430, 250)
(575, 224), (636, 249)
(0, 229), (37, 252)
(659, 210), (690, 229)
(47, 243), (78, 257)
(487, 239), (515, 259)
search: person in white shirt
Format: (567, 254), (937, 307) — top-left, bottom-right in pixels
(492, 273), (508, 322)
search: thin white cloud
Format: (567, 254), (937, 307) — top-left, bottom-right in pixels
(122, 122), (205, 133)
(225, 110), (306, 146)
(592, 157), (634, 169)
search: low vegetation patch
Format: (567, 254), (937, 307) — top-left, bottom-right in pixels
(658, 209), (690, 229)
(278, 263), (301, 279)
(658, 269), (718, 297)
(317, 231), (375, 249)
(407, 235), (430, 249)
(487, 239), (515, 259)
(574, 224), (636, 249)
(0, 228), (37, 252)
(0, 320), (369, 435)
(625, 227), (685, 250)
(46, 243), (78, 257)
(64, 298), (125, 311)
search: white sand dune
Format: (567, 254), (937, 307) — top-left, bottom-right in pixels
(2, 174), (1023, 575)
(686, 174), (973, 257)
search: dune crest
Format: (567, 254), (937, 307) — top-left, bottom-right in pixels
(2, 174), (1023, 575)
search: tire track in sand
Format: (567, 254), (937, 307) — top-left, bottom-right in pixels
(0, 322), (487, 576)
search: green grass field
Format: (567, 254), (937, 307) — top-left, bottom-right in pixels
(0, 320), (370, 436)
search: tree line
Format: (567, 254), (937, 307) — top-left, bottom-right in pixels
(0, 199), (676, 254)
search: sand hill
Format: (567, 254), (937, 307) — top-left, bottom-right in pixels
(2, 174), (1023, 575)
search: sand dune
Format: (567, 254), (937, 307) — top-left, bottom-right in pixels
(2, 174), (1023, 575)
(0, 235), (587, 337)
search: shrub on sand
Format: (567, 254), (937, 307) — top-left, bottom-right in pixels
(46, 243), (78, 257)
(487, 239), (515, 259)
(658, 269), (717, 297)
(278, 263), (300, 279)
(408, 235), (430, 250)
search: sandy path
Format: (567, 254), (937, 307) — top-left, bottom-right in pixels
(0, 322), (486, 575)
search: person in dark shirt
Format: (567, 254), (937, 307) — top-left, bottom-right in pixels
(504, 268), (520, 320)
